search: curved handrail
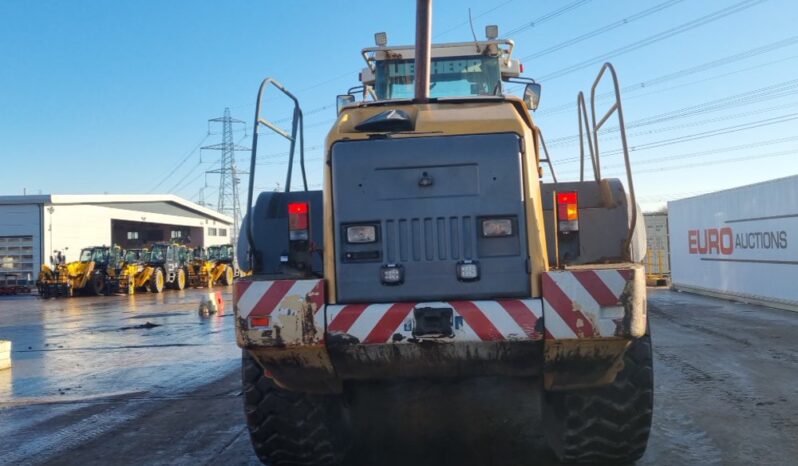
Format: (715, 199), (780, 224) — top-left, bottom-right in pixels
(537, 129), (558, 183)
(590, 62), (638, 261)
(245, 77), (306, 267)
(576, 91), (599, 182)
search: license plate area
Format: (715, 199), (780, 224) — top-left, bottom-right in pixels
(413, 306), (454, 338)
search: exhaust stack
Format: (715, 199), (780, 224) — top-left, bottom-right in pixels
(414, 0), (432, 103)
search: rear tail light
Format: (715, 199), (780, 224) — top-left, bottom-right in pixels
(288, 202), (309, 240)
(557, 192), (579, 232)
(249, 316), (271, 328)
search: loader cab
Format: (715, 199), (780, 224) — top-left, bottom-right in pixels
(147, 243), (180, 270)
(347, 27), (534, 107)
(208, 244), (234, 264)
(123, 248), (147, 264)
(78, 246), (122, 269)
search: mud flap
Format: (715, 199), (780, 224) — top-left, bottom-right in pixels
(234, 278), (341, 393)
(542, 264), (646, 390)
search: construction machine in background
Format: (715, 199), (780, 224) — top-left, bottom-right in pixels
(235, 2), (651, 463)
(118, 248), (152, 294)
(186, 246), (213, 288)
(37, 245), (126, 298)
(144, 242), (190, 293)
(207, 244), (236, 286)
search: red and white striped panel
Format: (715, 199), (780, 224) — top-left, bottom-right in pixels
(542, 268), (634, 339)
(325, 299), (543, 344)
(234, 279), (325, 322)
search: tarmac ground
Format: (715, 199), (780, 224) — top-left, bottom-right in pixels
(0, 287), (796, 465)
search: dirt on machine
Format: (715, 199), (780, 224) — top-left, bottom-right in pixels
(234, 2), (652, 464)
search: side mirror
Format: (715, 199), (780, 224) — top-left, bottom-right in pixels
(523, 82), (542, 111)
(336, 94), (356, 114)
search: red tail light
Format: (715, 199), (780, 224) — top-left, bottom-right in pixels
(288, 202), (309, 240)
(557, 192), (579, 232)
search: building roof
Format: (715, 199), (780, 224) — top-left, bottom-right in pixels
(0, 194), (233, 224)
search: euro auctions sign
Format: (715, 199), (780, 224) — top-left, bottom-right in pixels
(668, 175), (798, 310)
(687, 227), (788, 256)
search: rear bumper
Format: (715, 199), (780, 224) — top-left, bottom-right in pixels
(235, 264), (646, 392)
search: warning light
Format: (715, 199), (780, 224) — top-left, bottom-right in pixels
(557, 192), (579, 232)
(288, 202), (309, 239)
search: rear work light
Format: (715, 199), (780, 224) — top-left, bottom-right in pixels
(288, 202), (309, 241)
(456, 260), (480, 281)
(346, 225), (377, 243)
(557, 192), (579, 232)
(380, 264), (404, 285)
(481, 218), (513, 237)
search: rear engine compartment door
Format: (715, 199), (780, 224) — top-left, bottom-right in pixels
(332, 133), (530, 302)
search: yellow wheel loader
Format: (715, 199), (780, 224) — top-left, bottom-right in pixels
(235, 2), (651, 464)
(143, 242), (191, 292)
(38, 246), (125, 298)
(207, 244), (236, 286)
(186, 246), (213, 288)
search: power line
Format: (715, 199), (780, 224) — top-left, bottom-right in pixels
(148, 134), (209, 193)
(604, 148), (797, 177)
(167, 160), (205, 194)
(433, 0), (517, 38)
(614, 135), (798, 169)
(536, 0), (767, 82)
(546, 77), (798, 146)
(520, 0), (685, 62)
(505, 0), (593, 37)
(533, 35), (798, 114)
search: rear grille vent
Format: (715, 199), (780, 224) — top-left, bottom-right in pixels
(384, 216), (474, 263)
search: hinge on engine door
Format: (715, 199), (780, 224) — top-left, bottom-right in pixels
(519, 136), (526, 155)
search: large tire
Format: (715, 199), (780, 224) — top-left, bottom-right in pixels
(543, 335), (653, 464)
(149, 268), (165, 293)
(89, 273), (105, 296)
(242, 351), (348, 466)
(174, 268), (186, 290)
(222, 266), (234, 286)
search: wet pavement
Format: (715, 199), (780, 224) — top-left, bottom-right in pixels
(0, 288), (796, 465)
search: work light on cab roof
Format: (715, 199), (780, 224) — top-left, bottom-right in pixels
(336, 24), (541, 114)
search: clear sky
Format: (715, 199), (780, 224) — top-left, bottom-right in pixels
(2, 0), (797, 212)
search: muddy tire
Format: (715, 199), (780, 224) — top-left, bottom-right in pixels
(149, 268), (165, 293)
(543, 335), (653, 464)
(242, 351), (348, 466)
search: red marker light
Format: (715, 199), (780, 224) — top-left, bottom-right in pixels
(288, 202), (308, 214)
(288, 202), (309, 239)
(250, 316), (270, 328)
(557, 192), (579, 231)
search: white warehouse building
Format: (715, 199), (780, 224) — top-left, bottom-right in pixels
(0, 194), (234, 287)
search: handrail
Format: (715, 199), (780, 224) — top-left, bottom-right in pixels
(537, 129), (558, 183)
(576, 91), (598, 182)
(245, 77), (306, 268)
(590, 63), (638, 261)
